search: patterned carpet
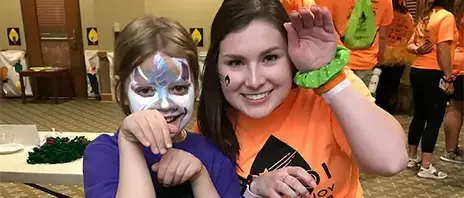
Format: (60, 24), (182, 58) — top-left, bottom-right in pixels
(0, 98), (463, 197)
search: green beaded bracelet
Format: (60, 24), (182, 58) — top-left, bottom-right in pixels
(294, 46), (350, 89)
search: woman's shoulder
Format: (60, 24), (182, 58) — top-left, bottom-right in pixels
(434, 8), (454, 18)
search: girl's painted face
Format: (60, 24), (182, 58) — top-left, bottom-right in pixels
(127, 52), (195, 135)
(218, 19), (293, 118)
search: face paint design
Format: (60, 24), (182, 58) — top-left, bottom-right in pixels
(127, 52), (195, 133)
(219, 74), (230, 86)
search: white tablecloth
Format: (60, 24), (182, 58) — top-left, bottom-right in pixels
(0, 131), (107, 185)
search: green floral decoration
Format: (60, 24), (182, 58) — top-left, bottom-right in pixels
(27, 136), (91, 164)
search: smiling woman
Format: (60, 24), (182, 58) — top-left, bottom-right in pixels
(196, 0), (408, 197)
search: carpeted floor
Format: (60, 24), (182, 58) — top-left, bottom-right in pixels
(0, 98), (463, 197)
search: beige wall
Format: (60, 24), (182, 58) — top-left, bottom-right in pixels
(80, 0), (217, 52)
(144, 0), (221, 52)
(79, 0), (145, 51)
(0, 0), (26, 50)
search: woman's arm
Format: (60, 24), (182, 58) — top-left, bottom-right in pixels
(191, 166), (220, 198)
(327, 84), (408, 176)
(116, 135), (156, 198)
(437, 41), (453, 77)
(406, 32), (418, 54)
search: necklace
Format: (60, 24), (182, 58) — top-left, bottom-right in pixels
(172, 129), (187, 144)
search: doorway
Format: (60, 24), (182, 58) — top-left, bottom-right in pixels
(20, 0), (87, 98)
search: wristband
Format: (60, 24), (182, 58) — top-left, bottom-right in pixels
(321, 79), (351, 104)
(294, 46), (350, 89)
(443, 75), (457, 83)
(314, 71), (347, 95)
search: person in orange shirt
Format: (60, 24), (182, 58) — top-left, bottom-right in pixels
(315, 0), (394, 85)
(196, 0), (408, 197)
(406, 0), (458, 179)
(375, 0), (415, 114)
(442, 0), (464, 164)
(281, 0), (376, 102)
(281, 0), (314, 13)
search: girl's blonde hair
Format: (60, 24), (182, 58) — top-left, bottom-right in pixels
(114, 16), (199, 116)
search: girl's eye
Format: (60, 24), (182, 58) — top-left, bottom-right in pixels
(227, 60), (244, 67)
(135, 87), (156, 97)
(170, 85), (189, 95)
(262, 54), (278, 64)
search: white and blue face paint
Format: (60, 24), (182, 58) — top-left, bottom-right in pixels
(127, 52), (194, 131)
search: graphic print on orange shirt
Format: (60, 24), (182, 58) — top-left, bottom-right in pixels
(386, 11), (414, 44)
(241, 135), (335, 197)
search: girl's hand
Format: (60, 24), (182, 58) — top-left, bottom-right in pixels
(285, 6), (338, 72)
(249, 166), (317, 198)
(151, 148), (204, 187)
(119, 110), (174, 154)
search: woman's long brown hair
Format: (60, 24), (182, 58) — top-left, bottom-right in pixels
(197, 0), (290, 161)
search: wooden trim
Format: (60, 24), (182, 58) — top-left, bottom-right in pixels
(20, 0), (43, 66)
(100, 93), (114, 102)
(64, 0), (87, 98)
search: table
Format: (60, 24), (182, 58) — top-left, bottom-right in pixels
(19, 67), (73, 104)
(0, 131), (109, 197)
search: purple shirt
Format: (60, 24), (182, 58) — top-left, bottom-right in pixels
(83, 131), (241, 198)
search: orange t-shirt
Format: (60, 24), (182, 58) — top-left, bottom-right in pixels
(315, 0), (394, 70)
(281, 0), (315, 13)
(380, 10), (415, 65)
(236, 88), (361, 197)
(193, 88), (364, 197)
(410, 8), (459, 70)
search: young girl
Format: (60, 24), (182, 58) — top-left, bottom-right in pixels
(83, 16), (241, 198)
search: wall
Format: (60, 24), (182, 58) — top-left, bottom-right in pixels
(144, 0), (221, 52)
(0, 0), (26, 50)
(0, 0), (216, 51)
(79, 0), (145, 51)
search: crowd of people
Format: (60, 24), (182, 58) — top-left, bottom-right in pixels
(81, 0), (464, 197)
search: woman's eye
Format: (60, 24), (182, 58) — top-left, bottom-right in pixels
(227, 60), (243, 67)
(170, 85), (189, 95)
(263, 55), (278, 64)
(135, 87), (155, 97)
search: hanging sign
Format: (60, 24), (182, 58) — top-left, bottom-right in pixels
(190, 28), (203, 47)
(87, 27), (98, 46)
(7, 27), (21, 46)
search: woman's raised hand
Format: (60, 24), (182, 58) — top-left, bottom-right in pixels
(285, 6), (338, 72)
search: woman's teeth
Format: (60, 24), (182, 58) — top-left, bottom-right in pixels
(243, 91), (270, 100)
